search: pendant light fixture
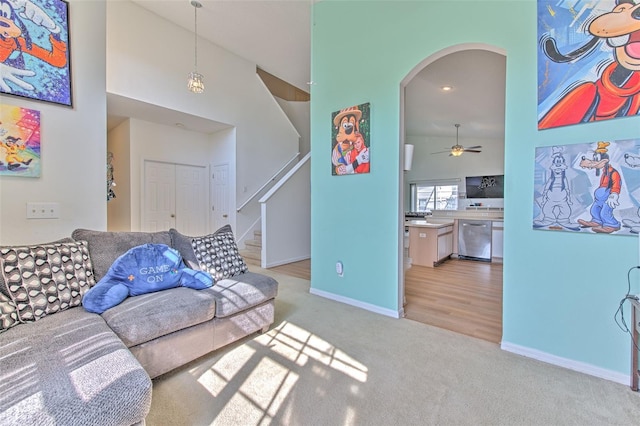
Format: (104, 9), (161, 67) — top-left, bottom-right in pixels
(187, 0), (205, 94)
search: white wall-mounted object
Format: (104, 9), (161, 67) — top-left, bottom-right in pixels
(404, 144), (414, 171)
(26, 202), (60, 219)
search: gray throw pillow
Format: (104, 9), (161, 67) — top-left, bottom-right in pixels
(0, 237), (73, 297)
(0, 292), (19, 333)
(169, 228), (201, 270)
(191, 226), (248, 281)
(170, 225), (233, 270)
(0, 240), (95, 323)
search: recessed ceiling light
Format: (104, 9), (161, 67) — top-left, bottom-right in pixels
(441, 85), (453, 91)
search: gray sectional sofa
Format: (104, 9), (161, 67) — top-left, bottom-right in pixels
(0, 228), (278, 425)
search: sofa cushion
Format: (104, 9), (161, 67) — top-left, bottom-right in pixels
(0, 240), (95, 323)
(100, 286), (218, 348)
(191, 225), (249, 281)
(0, 293), (19, 333)
(72, 229), (171, 282)
(205, 271), (278, 318)
(0, 307), (152, 425)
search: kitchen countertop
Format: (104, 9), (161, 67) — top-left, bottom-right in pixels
(405, 219), (454, 228)
(432, 210), (504, 220)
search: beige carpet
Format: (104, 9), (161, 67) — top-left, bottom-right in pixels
(147, 267), (640, 425)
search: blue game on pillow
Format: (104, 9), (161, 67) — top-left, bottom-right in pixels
(82, 243), (213, 314)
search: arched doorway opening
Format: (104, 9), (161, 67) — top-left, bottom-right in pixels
(398, 44), (506, 343)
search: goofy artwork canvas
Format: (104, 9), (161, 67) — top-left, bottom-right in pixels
(538, 0), (640, 129)
(0, 0), (71, 106)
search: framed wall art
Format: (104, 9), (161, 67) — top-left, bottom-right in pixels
(0, 0), (72, 106)
(331, 102), (370, 176)
(533, 139), (640, 236)
(0, 104), (41, 177)
(537, 0), (639, 130)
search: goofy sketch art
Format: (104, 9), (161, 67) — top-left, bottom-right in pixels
(577, 142), (622, 233)
(534, 146), (581, 231)
(538, 0), (640, 129)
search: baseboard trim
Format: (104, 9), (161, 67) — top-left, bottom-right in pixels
(501, 341), (630, 386)
(264, 255), (310, 268)
(309, 287), (401, 319)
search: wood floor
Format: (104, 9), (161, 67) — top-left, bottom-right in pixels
(268, 257), (503, 344)
(404, 258), (503, 343)
(269, 259), (311, 280)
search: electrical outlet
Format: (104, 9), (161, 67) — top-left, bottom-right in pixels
(336, 261), (344, 277)
(26, 202), (60, 219)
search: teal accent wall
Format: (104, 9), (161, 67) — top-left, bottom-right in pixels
(311, 1), (640, 375)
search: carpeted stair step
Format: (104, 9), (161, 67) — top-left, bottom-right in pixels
(245, 239), (261, 250)
(240, 249), (261, 266)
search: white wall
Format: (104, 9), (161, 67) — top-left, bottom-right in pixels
(262, 155), (311, 267)
(209, 128), (237, 233)
(0, 0), (106, 245)
(106, 1), (299, 239)
(107, 120), (131, 231)
(276, 98), (310, 155)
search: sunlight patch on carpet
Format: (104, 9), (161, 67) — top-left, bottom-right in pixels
(196, 345), (257, 397)
(259, 321), (368, 382)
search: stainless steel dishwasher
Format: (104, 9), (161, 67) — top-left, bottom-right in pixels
(458, 219), (492, 261)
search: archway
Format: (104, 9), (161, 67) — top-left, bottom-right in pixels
(398, 44), (506, 342)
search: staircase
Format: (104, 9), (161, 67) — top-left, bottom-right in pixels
(240, 230), (262, 266)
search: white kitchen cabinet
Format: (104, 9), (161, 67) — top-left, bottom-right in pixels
(407, 221), (454, 267)
(491, 221), (504, 261)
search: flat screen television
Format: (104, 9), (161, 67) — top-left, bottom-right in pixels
(465, 175), (504, 199)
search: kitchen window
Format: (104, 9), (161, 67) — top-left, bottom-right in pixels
(409, 181), (459, 212)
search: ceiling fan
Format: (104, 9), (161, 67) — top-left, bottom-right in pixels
(431, 124), (482, 156)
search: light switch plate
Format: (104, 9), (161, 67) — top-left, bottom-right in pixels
(26, 202), (60, 219)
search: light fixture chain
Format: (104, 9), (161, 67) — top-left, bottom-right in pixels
(194, 3), (198, 70)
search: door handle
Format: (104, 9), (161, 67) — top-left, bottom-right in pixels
(222, 214), (228, 218)
(170, 214), (175, 218)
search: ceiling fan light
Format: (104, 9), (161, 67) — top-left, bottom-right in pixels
(451, 146), (464, 156)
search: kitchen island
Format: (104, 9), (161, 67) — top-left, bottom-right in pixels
(406, 219), (454, 267)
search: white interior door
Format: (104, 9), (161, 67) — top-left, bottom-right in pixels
(212, 164), (230, 231)
(143, 161), (176, 232)
(175, 164), (208, 235)
(143, 161), (209, 234)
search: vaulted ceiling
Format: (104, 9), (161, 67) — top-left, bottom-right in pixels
(111, 1), (505, 140)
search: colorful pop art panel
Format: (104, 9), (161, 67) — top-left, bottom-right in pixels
(537, 0), (640, 130)
(0, 104), (41, 177)
(533, 139), (640, 236)
(0, 0), (72, 106)
(331, 102), (370, 176)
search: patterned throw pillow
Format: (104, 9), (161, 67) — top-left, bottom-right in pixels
(0, 241), (95, 322)
(192, 228), (248, 281)
(0, 293), (19, 333)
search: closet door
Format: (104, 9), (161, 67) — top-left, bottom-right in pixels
(143, 161), (208, 234)
(143, 161), (176, 232)
(175, 164), (208, 235)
